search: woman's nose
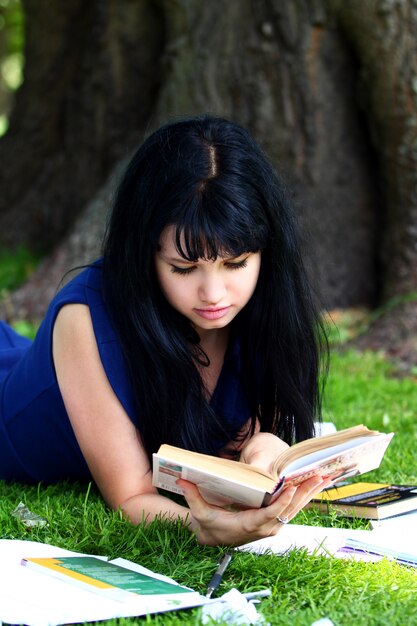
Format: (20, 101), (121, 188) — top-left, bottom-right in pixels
(198, 273), (227, 304)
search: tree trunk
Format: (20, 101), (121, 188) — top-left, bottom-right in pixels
(1, 0), (416, 319)
(329, 0), (417, 301)
(0, 158), (127, 321)
(152, 0), (379, 307)
(0, 0), (163, 252)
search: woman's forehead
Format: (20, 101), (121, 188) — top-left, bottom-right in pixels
(158, 225), (232, 260)
(158, 225), (185, 254)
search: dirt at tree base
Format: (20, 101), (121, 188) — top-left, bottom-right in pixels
(346, 300), (417, 377)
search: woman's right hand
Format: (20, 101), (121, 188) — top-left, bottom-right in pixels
(178, 474), (332, 546)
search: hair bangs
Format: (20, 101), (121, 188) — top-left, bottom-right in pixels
(173, 188), (268, 262)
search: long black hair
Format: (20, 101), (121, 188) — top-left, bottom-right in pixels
(102, 115), (327, 460)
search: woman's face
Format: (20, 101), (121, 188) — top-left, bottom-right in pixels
(154, 226), (261, 336)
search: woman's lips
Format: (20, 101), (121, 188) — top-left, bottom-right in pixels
(194, 306), (231, 320)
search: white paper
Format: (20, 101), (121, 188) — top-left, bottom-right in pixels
(342, 529), (417, 565)
(201, 588), (265, 625)
(238, 523), (417, 565)
(0, 540), (207, 626)
(238, 524), (369, 558)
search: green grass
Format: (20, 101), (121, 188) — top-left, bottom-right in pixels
(0, 246), (40, 338)
(0, 246), (39, 293)
(1, 348), (417, 625)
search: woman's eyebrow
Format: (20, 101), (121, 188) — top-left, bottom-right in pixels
(162, 254), (196, 264)
(161, 252), (249, 263)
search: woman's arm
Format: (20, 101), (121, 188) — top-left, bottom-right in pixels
(53, 304), (330, 546)
(53, 304), (188, 522)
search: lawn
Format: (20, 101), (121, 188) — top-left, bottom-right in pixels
(1, 252), (416, 625)
(1, 346), (417, 625)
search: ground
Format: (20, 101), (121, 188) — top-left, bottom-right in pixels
(328, 301), (417, 377)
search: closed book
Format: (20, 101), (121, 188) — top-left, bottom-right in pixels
(307, 482), (417, 520)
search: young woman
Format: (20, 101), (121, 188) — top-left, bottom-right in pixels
(0, 115), (330, 546)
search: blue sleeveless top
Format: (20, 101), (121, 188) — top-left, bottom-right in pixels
(0, 261), (251, 484)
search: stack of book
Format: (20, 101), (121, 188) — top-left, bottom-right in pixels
(307, 482), (417, 520)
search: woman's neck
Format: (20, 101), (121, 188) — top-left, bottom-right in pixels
(198, 326), (229, 355)
(197, 327), (230, 397)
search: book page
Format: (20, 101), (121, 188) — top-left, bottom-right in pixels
(273, 433), (394, 492)
(281, 435), (388, 475)
(272, 425), (382, 476)
(343, 533), (417, 566)
(371, 509), (417, 531)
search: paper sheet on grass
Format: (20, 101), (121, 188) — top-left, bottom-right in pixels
(238, 524), (372, 558)
(238, 523), (417, 565)
(0, 539), (207, 626)
(341, 529), (417, 566)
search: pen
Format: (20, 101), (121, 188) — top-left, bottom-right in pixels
(242, 589), (272, 601)
(205, 552), (232, 598)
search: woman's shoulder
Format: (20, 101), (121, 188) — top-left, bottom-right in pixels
(34, 259), (113, 353)
(47, 260), (136, 422)
(51, 259), (103, 307)
(45, 258), (119, 344)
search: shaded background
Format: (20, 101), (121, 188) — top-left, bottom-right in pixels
(0, 0), (416, 366)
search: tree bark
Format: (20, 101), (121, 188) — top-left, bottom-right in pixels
(0, 157), (128, 321)
(1, 0), (417, 319)
(0, 0), (163, 252)
(330, 0), (417, 300)
(128, 0), (380, 307)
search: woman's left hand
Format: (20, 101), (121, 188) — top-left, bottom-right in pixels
(177, 474), (333, 546)
(239, 432), (290, 476)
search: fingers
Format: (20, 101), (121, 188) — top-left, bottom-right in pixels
(180, 476), (290, 541)
(266, 476), (329, 525)
(296, 476), (333, 510)
(177, 475), (333, 546)
(176, 479), (211, 517)
(176, 478), (201, 503)
(289, 477), (324, 511)
(250, 486), (297, 530)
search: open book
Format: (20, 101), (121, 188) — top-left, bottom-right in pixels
(152, 425), (394, 509)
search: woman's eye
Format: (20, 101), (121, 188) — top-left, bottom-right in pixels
(170, 265), (196, 275)
(225, 258), (248, 270)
